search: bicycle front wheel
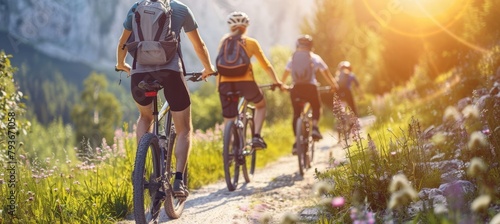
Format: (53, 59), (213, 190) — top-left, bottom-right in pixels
(242, 117), (256, 183)
(308, 138), (315, 168)
(223, 120), (240, 191)
(295, 118), (308, 176)
(163, 125), (188, 219)
(133, 133), (162, 224)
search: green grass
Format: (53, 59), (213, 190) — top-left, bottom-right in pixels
(0, 120), (295, 223)
(1, 134), (135, 223)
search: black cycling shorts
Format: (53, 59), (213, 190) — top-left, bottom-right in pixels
(131, 69), (190, 112)
(218, 81), (264, 118)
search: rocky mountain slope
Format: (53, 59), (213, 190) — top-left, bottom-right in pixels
(0, 0), (314, 69)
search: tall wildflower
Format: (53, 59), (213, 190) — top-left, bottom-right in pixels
(490, 212), (500, 224)
(388, 174), (418, 210)
(467, 157), (487, 178)
(467, 131), (489, 149)
(443, 106), (462, 123)
(470, 194), (491, 213)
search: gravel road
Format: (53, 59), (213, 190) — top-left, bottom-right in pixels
(118, 117), (374, 224)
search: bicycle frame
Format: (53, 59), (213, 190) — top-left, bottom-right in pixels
(228, 94), (254, 155)
(296, 100), (313, 152)
(131, 72), (207, 221)
(291, 85), (331, 175)
(151, 94), (172, 181)
(222, 84), (278, 191)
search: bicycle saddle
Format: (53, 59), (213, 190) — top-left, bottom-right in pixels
(138, 80), (163, 92)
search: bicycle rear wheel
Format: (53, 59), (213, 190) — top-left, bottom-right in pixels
(223, 121), (240, 191)
(133, 133), (162, 224)
(163, 125), (188, 219)
(242, 117), (256, 183)
(295, 118), (308, 176)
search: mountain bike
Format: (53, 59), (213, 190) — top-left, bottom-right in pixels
(116, 68), (209, 222)
(222, 84), (280, 191)
(291, 86), (331, 176)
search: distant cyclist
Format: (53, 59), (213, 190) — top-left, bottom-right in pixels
(216, 11), (283, 149)
(280, 35), (338, 154)
(115, 0), (216, 197)
(336, 61), (361, 116)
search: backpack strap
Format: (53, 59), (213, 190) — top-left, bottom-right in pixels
(154, 12), (168, 41)
(176, 34), (187, 76)
(134, 11), (145, 41)
(132, 51), (138, 70)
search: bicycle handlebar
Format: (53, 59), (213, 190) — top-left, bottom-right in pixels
(317, 86), (332, 92)
(258, 83), (281, 91)
(284, 85), (332, 92)
(185, 72), (218, 82)
(114, 66), (217, 83)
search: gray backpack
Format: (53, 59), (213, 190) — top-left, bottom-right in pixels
(126, 0), (177, 68)
(291, 51), (314, 84)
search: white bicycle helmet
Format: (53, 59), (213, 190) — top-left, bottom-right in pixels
(227, 11), (250, 29)
(338, 61), (352, 71)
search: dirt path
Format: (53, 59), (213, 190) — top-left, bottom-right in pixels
(118, 116), (374, 224)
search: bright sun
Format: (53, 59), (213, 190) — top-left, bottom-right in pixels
(362, 0), (471, 37)
(400, 0), (459, 19)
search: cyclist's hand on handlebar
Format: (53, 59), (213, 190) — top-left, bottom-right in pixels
(201, 66), (217, 81)
(281, 84), (291, 91)
(274, 81), (286, 91)
(115, 63), (131, 76)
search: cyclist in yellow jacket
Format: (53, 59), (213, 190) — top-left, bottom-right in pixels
(217, 11), (283, 149)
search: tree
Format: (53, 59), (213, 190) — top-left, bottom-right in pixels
(0, 51), (30, 152)
(71, 72), (121, 151)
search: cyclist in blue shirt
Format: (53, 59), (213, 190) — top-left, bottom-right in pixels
(281, 35), (338, 154)
(336, 61), (361, 116)
(115, 0), (216, 197)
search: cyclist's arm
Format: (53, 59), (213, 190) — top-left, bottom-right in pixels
(352, 75), (363, 97)
(250, 40), (282, 85)
(185, 29), (216, 78)
(281, 69), (291, 84)
(320, 69), (339, 91)
(116, 29), (132, 74)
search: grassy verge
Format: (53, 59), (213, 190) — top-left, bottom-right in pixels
(1, 121), (294, 223)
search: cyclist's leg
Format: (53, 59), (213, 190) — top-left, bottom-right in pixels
(160, 70), (191, 194)
(240, 81), (266, 148)
(135, 103), (154, 141)
(303, 85), (322, 139)
(237, 81), (264, 134)
(171, 107), (191, 175)
(218, 82), (239, 125)
(130, 72), (155, 141)
(308, 86), (321, 126)
(290, 86), (303, 136)
(345, 90), (358, 116)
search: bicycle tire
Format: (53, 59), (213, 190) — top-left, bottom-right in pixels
(242, 117), (256, 183)
(308, 138), (315, 168)
(295, 118), (307, 176)
(133, 133), (162, 224)
(223, 120), (240, 191)
(163, 124), (188, 219)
